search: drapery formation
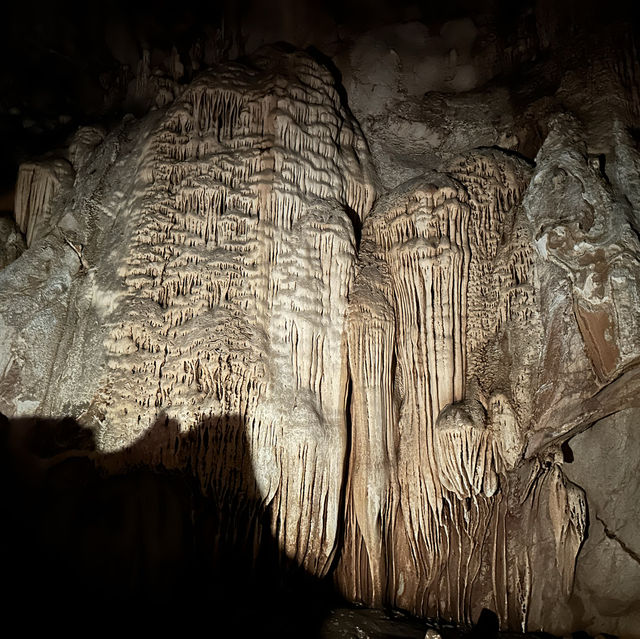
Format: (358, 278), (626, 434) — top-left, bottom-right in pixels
(336, 151), (591, 630)
(1, 49), (640, 635)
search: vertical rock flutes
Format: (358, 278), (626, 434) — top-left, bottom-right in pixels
(337, 152), (546, 627)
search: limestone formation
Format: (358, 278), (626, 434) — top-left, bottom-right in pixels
(1, 30), (640, 639)
(1, 48), (377, 582)
(336, 151), (544, 627)
(335, 114), (640, 633)
(14, 158), (74, 247)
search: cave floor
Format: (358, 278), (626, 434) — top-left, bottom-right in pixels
(310, 606), (559, 639)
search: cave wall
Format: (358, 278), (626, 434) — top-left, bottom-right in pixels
(1, 6), (640, 637)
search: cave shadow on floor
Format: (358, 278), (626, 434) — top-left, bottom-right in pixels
(0, 411), (345, 636)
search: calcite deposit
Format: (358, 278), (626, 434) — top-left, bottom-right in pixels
(1, 12), (640, 638)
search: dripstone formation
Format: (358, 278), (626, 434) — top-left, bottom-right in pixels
(1, 37), (640, 638)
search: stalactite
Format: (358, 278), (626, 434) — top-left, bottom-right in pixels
(434, 400), (497, 499)
(547, 465), (587, 596)
(336, 150), (588, 631)
(3, 38), (623, 635)
(91, 48), (377, 581)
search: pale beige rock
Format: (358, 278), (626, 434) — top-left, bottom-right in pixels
(1, 33), (640, 639)
(1, 48), (377, 581)
(332, 144), (636, 634)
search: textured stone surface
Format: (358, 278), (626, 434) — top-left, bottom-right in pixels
(564, 409), (640, 638)
(1, 48), (377, 584)
(0, 215), (25, 269)
(1, 15), (640, 638)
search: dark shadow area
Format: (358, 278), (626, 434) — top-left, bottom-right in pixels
(0, 411), (344, 635)
(469, 608), (499, 639)
(561, 440), (574, 463)
(482, 145), (537, 166)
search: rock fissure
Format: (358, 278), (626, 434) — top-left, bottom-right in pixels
(595, 513), (640, 566)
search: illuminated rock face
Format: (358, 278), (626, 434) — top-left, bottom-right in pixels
(14, 159), (74, 247)
(337, 152), (540, 625)
(97, 50), (377, 577)
(335, 120), (640, 633)
(1, 49), (377, 580)
(1, 48), (640, 636)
